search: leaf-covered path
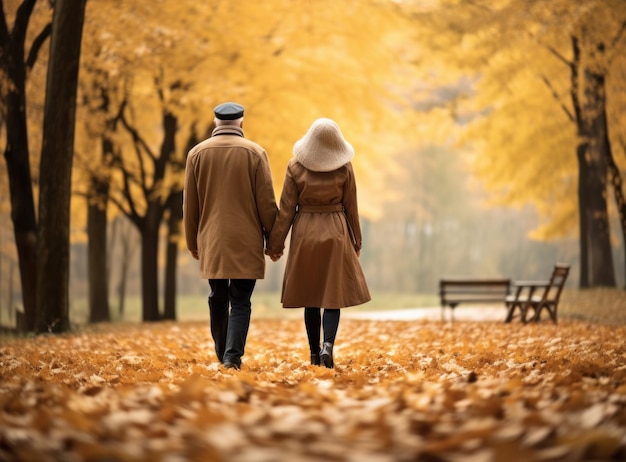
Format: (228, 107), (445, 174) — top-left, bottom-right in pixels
(1, 318), (625, 461)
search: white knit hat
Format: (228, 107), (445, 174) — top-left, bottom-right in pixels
(293, 118), (354, 172)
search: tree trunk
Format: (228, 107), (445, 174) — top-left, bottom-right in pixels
(585, 154), (615, 286)
(87, 89), (118, 323)
(114, 93), (179, 322)
(603, 124), (626, 289)
(577, 143), (590, 288)
(140, 204), (162, 321)
(87, 196), (110, 323)
(570, 35), (616, 289)
(0, 0), (50, 333)
(87, 134), (116, 323)
(117, 239), (131, 319)
(162, 125), (196, 320)
(163, 192), (182, 320)
(0, 228), (3, 316)
(8, 261), (15, 326)
(579, 67), (615, 287)
(36, 0), (87, 333)
(111, 217), (135, 319)
(3, 77), (38, 333)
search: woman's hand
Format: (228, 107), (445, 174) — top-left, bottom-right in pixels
(265, 249), (283, 262)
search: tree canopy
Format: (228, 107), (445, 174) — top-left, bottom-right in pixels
(400, 0), (626, 286)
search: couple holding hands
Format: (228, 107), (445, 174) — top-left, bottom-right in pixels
(183, 102), (370, 370)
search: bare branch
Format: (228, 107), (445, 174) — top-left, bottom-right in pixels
(155, 69), (165, 105)
(570, 35), (582, 128)
(108, 192), (139, 228)
(542, 43), (571, 68)
(119, 104), (155, 196)
(13, 0), (37, 45)
(115, 152), (142, 226)
(25, 22), (52, 71)
(119, 108), (155, 162)
(132, 135), (150, 197)
(539, 74), (574, 123)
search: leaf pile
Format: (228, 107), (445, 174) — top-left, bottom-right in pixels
(1, 318), (625, 461)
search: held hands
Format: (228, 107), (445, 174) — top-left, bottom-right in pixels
(265, 249), (283, 262)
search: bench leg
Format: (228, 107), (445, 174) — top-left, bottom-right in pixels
(537, 303), (558, 323)
(530, 303), (543, 322)
(549, 306), (558, 323)
(504, 303), (518, 323)
(442, 304), (457, 323)
(520, 301), (533, 323)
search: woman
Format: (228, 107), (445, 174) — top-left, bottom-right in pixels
(266, 118), (371, 368)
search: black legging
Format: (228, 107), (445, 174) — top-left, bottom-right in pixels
(304, 307), (340, 354)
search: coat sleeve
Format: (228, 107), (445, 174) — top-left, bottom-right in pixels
(267, 162), (298, 254)
(183, 153), (200, 253)
(255, 150), (279, 241)
(343, 163), (362, 252)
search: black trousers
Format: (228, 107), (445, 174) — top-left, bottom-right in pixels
(304, 307), (340, 354)
(208, 279), (256, 367)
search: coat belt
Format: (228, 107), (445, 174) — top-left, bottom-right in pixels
(298, 204), (344, 213)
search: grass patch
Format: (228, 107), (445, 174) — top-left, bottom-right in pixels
(67, 291), (441, 324)
(559, 287), (626, 326)
(23, 287), (626, 328)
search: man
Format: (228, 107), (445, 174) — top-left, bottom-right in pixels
(183, 102), (278, 370)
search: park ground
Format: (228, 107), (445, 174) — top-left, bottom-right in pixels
(0, 288), (625, 461)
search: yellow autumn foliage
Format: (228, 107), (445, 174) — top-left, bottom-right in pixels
(72, 0), (423, 223)
(402, 0), (626, 240)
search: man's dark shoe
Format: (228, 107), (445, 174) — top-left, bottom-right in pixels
(223, 360), (240, 370)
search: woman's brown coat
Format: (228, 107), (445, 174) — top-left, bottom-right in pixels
(267, 158), (371, 308)
(183, 125), (277, 279)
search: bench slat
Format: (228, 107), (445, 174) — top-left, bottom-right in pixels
(439, 278), (511, 322)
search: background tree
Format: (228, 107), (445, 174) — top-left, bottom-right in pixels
(35, 0), (87, 333)
(402, 0), (626, 288)
(162, 126), (203, 321)
(6, 0), (622, 328)
(71, 0), (422, 322)
(74, 1), (140, 324)
(0, 0), (51, 331)
(78, 67), (123, 324)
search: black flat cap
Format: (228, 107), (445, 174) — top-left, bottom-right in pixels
(214, 102), (244, 120)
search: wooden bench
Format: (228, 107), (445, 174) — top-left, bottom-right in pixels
(439, 278), (511, 322)
(504, 264), (570, 324)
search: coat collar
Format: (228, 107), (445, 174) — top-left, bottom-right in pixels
(212, 125), (244, 138)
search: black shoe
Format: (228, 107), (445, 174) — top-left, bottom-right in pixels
(320, 342), (334, 369)
(223, 360), (240, 370)
(310, 353), (321, 366)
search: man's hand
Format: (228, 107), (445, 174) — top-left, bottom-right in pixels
(265, 249), (282, 262)
(191, 249), (199, 260)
